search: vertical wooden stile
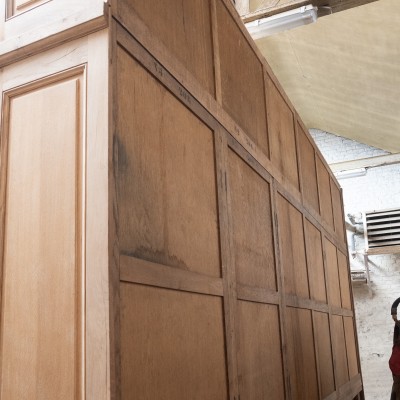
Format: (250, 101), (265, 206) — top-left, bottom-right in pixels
(271, 179), (291, 400)
(215, 128), (239, 400)
(109, 18), (121, 400)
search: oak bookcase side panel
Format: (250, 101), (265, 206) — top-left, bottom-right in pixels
(338, 250), (352, 310)
(216, 0), (269, 157)
(344, 316), (360, 380)
(266, 75), (299, 190)
(116, 46), (221, 278)
(115, 0), (215, 97)
(313, 311), (336, 398)
(331, 179), (346, 243)
(332, 315), (350, 387)
(297, 122), (319, 213)
(237, 300), (285, 400)
(304, 219), (327, 304)
(285, 307), (319, 400)
(276, 194), (309, 299)
(317, 156), (334, 230)
(324, 238), (342, 308)
(228, 149), (277, 291)
(120, 283), (229, 399)
(0, 70), (85, 400)
(110, 1), (363, 398)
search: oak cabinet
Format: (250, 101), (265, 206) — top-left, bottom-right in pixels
(0, 1), (364, 399)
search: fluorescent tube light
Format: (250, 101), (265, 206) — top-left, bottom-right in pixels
(335, 168), (367, 180)
(245, 5), (318, 39)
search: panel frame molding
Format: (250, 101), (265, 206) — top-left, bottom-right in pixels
(0, 64), (86, 400)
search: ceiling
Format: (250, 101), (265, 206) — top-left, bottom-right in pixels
(245, 0), (400, 152)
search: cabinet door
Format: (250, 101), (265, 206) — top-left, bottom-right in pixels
(0, 31), (109, 400)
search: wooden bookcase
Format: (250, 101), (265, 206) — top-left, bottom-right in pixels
(0, 0), (364, 399)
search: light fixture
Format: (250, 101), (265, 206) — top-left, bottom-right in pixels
(335, 168), (368, 180)
(245, 5), (318, 39)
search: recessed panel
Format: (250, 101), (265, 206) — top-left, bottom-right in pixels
(120, 283), (228, 400)
(217, 1), (269, 156)
(338, 251), (352, 310)
(332, 315), (350, 387)
(304, 219), (327, 303)
(237, 301), (284, 400)
(344, 317), (359, 379)
(116, 47), (220, 277)
(298, 124), (319, 212)
(277, 195), (309, 298)
(317, 157), (334, 229)
(228, 150), (276, 290)
(1, 77), (81, 399)
(313, 311), (335, 398)
(331, 180), (346, 242)
(118, 0), (215, 95)
(267, 77), (299, 189)
(286, 308), (319, 400)
(324, 239), (342, 308)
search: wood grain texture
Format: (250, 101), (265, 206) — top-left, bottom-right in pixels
(228, 149), (277, 290)
(324, 238), (342, 308)
(313, 311), (335, 398)
(298, 122), (319, 212)
(116, 46), (220, 278)
(1, 77), (82, 400)
(120, 255), (224, 297)
(331, 179), (346, 243)
(216, 0), (269, 156)
(304, 219), (327, 303)
(285, 307), (319, 400)
(344, 317), (359, 379)
(237, 301), (285, 400)
(277, 194), (309, 298)
(120, 283), (228, 400)
(266, 75), (299, 189)
(338, 250), (352, 310)
(317, 156), (334, 230)
(86, 30), (110, 400)
(117, 0), (215, 96)
(332, 315), (350, 387)
(215, 129), (240, 399)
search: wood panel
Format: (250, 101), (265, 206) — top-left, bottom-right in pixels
(317, 156), (334, 230)
(228, 149), (276, 290)
(285, 307), (319, 400)
(110, 2), (363, 398)
(120, 283), (228, 399)
(304, 219), (327, 303)
(266, 75), (299, 189)
(324, 238), (342, 308)
(216, 0), (269, 156)
(237, 301), (285, 400)
(0, 77), (82, 399)
(331, 179), (345, 242)
(116, 46), (220, 278)
(332, 315), (350, 387)
(298, 123), (319, 212)
(116, 0), (215, 96)
(313, 311), (335, 398)
(338, 250), (352, 310)
(344, 317), (359, 379)
(277, 194), (309, 298)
